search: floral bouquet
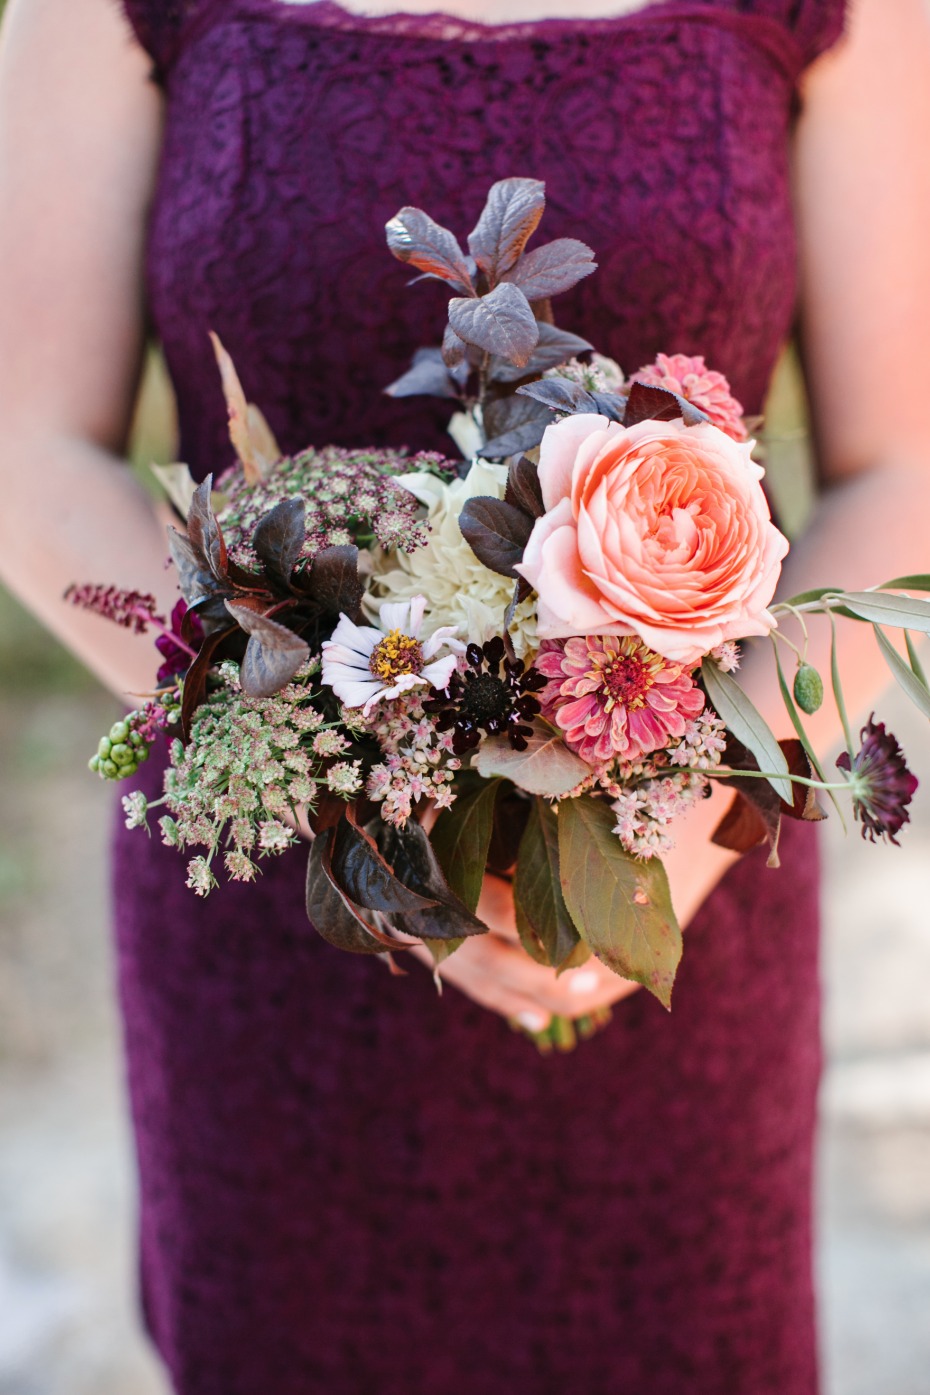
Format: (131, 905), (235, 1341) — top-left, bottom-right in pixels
(71, 178), (928, 1044)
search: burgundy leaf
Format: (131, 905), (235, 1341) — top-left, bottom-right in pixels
(516, 378), (597, 414)
(167, 527), (221, 609)
(441, 322), (468, 370)
(482, 389), (548, 444)
(186, 475), (228, 582)
(376, 820), (487, 941)
(448, 283), (539, 367)
(504, 455), (545, 519)
(225, 602), (310, 698)
(306, 831), (394, 955)
(459, 496), (535, 578)
(479, 418), (549, 460)
(330, 809), (439, 914)
(385, 348), (461, 400)
(711, 737), (827, 868)
(467, 177), (546, 283)
(253, 498), (305, 588)
(385, 207), (474, 294)
(624, 380), (708, 428)
(490, 322), (595, 383)
(486, 783), (532, 876)
(588, 391), (628, 422)
(306, 545), (363, 622)
(501, 237), (597, 299)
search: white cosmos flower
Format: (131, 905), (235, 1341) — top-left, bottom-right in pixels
(321, 596), (463, 716)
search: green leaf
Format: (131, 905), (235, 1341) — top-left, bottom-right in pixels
(513, 798), (581, 969)
(701, 659), (793, 804)
(906, 631), (929, 688)
(880, 575), (930, 592)
(835, 591), (930, 633)
(474, 727), (590, 797)
(778, 586), (840, 608)
(873, 626), (930, 720)
(557, 796), (681, 1008)
(430, 779), (501, 913)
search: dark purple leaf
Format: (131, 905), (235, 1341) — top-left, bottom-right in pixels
(503, 574), (534, 631)
(253, 499), (305, 588)
(385, 207), (474, 294)
(306, 545), (363, 622)
(504, 455), (545, 519)
(330, 809), (439, 914)
(479, 418), (549, 460)
(490, 322), (595, 383)
(516, 378), (597, 414)
(588, 391), (628, 423)
(501, 237), (597, 300)
(225, 602), (310, 698)
(624, 380), (708, 428)
(167, 527), (220, 609)
(459, 496), (534, 577)
(448, 283), (539, 368)
(486, 784), (532, 876)
(385, 348), (461, 400)
(467, 177), (546, 283)
(376, 820), (487, 941)
(441, 322), (468, 370)
(186, 475), (228, 582)
(711, 737), (826, 869)
(306, 831), (393, 955)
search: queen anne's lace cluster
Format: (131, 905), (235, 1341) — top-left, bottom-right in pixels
(216, 446), (444, 569)
(121, 660), (357, 893)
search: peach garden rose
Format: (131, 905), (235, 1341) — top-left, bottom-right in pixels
(516, 413), (790, 666)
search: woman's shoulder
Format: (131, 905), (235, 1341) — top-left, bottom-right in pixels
(735, 0), (848, 66)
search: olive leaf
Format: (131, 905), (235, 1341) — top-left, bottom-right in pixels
(701, 658), (793, 805)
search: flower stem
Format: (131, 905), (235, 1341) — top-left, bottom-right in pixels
(830, 612), (856, 757)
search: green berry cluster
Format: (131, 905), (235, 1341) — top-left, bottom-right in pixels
(89, 720), (151, 781)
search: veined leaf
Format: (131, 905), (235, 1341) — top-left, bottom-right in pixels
(702, 659), (793, 804)
(500, 237), (597, 300)
(305, 832), (392, 955)
(448, 283), (540, 368)
(557, 796), (681, 1008)
(385, 207), (473, 293)
(474, 728), (590, 797)
(879, 575), (930, 592)
(430, 779), (502, 913)
(467, 177), (546, 282)
(514, 798), (580, 969)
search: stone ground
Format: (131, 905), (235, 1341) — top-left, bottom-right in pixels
(0, 633), (928, 1395)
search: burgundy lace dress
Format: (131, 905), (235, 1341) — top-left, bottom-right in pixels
(113, 2), (846, 1391)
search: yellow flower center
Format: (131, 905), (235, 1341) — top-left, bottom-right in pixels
(369, 628), (424, 682)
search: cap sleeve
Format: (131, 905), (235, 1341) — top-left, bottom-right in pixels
(742, 0), (848, 68)
(117, 0), (198, 81)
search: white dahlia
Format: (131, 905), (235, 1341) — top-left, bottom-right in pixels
(366, 460), (538, 658)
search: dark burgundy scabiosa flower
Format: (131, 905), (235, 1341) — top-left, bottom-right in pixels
(425, 636), (547, 755)
(836, 715), (919, 845)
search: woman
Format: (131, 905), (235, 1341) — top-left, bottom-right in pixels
(0, 0), (928, 1390)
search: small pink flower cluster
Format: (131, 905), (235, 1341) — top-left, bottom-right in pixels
(610, 773), (709, 858)
(364, 698), (462, 827)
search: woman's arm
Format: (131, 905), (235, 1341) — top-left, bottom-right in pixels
(0, 0), (170, 701)
(416, 0), (930, 1028)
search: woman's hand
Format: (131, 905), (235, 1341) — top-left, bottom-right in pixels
(405, 871), (641, 1033)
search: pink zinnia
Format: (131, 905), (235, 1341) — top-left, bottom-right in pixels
(535, 635), (705, 767)
(632, 353), (748, 441)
